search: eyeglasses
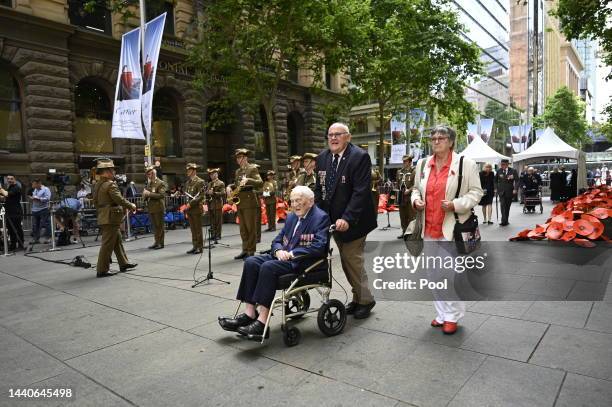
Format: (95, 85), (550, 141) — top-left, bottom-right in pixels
(430, 136), (449, 143)
(327, 132), (348, 139)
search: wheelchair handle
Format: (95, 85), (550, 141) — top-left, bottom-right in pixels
(329, 225), (336, 233)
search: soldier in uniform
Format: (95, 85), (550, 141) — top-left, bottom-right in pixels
(184, 163), (206, 254)
(254, 164), (263, 243)
(396, 154), (416, 239)
(232, 149), (263, 259)
(296, 152), (317, 190)
(144, 165), (167, 249)
(371, 166), (381, 216)
(262, 170), (278, 231)
(93, 159), (137, 277)
(206, 168), (226, 243)
(285, 155), (302, 204)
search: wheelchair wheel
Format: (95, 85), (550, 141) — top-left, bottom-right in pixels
(317, 299), (346, 337)
(283, 326), (301, 347)
(285, 291), (310, 320)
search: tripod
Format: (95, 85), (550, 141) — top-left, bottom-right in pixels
(192, 223), (230, 288)
(379, 206), (399, 231)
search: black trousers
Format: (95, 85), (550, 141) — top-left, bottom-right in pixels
(7, 215), (24, 248)
(499, 195), (512, 224)
(237, 254), (294, 308)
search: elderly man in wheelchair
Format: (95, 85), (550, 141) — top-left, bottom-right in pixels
(219, 185), (346, 345)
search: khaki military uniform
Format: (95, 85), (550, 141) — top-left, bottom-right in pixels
(285, 168), (302, 203)
(145, 177), (167, 246)
(185, 175), (206, 250)
(296, 171), (316, 191)
(93, 179), (133, 274)
(371, 169), (381, 216)
(234, 164), (263, 255)
(262, 180), (278, 231)
(207, 178), (226, 240)
(397, 165), (416, 233)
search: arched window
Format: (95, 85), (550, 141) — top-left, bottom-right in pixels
(75, 79), (113, 153)
(0, 66), (23, 152)
(254, 105), (271, 160)
(287, 111), (303, 156)
(153, 89), (181, 157)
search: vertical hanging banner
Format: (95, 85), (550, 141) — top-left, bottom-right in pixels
(479, 118), (494, 144)
(112, 28), (144, 140)
(142, 13), (167, 139)
(535, 128), (544, 140)
(510, 124), (531, 153)
(390, 113), (407, 164)
(467, 123), (478, 143)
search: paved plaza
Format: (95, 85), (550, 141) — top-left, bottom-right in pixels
(1, 201), (611, 407)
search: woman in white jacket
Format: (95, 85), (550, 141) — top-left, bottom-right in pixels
(411, 125), (483, 334)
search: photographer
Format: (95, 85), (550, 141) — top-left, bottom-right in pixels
(0, 174), (25, 251)
(30, 179), (52, 244)
(54, 196), (82, 244)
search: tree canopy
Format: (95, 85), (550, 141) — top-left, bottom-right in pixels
(534, 86), (589, 148)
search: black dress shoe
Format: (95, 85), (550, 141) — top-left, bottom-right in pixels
(396, 234), (405, 239)
(119, 263), (138, 272)
(186, 248), (196, 254)
(346, 301), (357, 315)
(96, 271), (117, 278)
(354, 301), (376, 319)
(218, 313), (257, 332)
(148, 244), (157, 249)
(192, 249), (203, 254)
(234, 252), (248, 260)
(237, 320), (269, 340)
(153, 244), (164, 250)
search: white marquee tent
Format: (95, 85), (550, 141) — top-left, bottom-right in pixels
(459, 136), (510, 164)
(513, 127), (587, 191)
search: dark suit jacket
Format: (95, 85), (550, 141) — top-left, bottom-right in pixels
(314, 143), (377, 242)
(495, 167), (519, 198)
(271, 205), (331, 271)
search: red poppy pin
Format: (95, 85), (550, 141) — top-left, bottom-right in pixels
(450, 169), (456, 176)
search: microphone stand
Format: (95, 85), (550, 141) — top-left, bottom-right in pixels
(192, 223), (230, 288)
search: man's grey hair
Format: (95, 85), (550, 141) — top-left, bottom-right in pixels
(328, 122), (350, 135)
(430, 125), (456, 148)
(290, 185), (314, 200)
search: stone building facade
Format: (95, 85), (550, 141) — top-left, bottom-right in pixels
(0, 0), (340, 189)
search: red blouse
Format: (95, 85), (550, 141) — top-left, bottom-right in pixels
(424, 154), (452, 238)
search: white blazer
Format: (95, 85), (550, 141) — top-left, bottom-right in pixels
(410, 151), (483, 241)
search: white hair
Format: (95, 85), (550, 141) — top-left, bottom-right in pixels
(290, 185), (314, 200)
(328, 122), (350, 135)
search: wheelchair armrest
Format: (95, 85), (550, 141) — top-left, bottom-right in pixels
(303, 258), (326, 274)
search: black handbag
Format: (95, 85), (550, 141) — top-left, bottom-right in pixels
(403, 159), (427, 256)
(453, 156), (481, 254)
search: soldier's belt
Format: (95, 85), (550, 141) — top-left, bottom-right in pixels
(96, 204), (122, 209)
(240, 186), (254, 192)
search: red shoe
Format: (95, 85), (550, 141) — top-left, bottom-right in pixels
(442, 321), (458, 335)
(431, 319), (443, 327)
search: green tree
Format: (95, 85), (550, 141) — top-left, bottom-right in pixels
(347, 0), (482, 174)
(484, 101), (521, 151)
(552, 0), (611, 122)
(189, 0), (369, 171)
(536, 86), (590, 148)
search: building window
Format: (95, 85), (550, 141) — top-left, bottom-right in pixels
(146, 0), (175, 36)
(153, 90), (181, 157)
(0, 67), (23, 152)
(287, 112), (303, 156)
(325, 71), (332, 90)
(254, 105), (271, 160)
(74, 80), (113, 153)
(1, 0), (13, 8)
(68, 0), (112, 35)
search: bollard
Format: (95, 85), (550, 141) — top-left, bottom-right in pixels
(1, 207), (14, 257)
(125, 209), (134, 241)
(48, 208), (58, 251)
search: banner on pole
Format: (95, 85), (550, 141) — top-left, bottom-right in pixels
(467, 122), (478, 143)
(510, 124), (531, 153)
(142, 13), (166, 139)
(390, 113), (407, 164)
(479, 118), (494, 144)
(535, 128), (544, 140)
(408, 109), (427, 140)
(112, 28), (144, 140)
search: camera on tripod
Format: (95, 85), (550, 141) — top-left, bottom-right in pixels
(47, 169), (70, 195)
(115, 174), (128, 187)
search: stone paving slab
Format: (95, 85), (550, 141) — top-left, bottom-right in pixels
(555, 373), (612, 407)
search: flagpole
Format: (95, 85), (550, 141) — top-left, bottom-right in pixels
(140, 0), (152, 166)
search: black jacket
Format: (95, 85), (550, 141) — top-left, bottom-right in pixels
(314, 143), (377, 242)
(495, 167), (519, 198)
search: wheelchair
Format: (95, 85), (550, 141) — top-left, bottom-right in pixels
(229, 225), (347, 347)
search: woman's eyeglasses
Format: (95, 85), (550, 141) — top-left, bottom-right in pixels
(430, 136), (449, 143)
